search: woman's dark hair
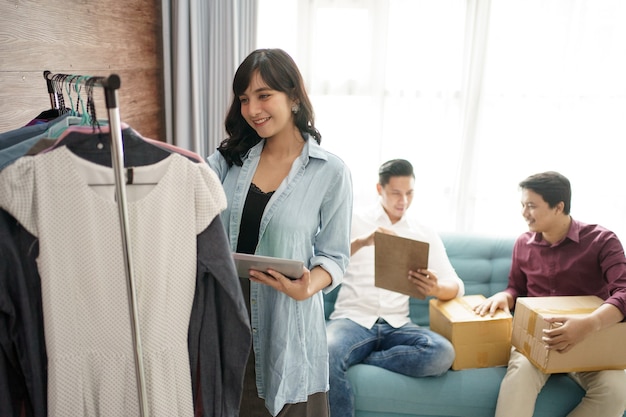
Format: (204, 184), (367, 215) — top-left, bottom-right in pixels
(378, 159), (415, 186)
(218, 48), (321, 166)
(519, 171), (572, 214)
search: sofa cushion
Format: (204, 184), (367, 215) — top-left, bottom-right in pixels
(347, 364), (585, 417)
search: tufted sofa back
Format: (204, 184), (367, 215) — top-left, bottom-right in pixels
(324, 233), (516, 327)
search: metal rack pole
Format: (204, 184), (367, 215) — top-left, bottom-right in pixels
(43, 72), (149, 417)
(101, 74), (150, 417)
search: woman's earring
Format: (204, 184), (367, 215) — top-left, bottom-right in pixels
(291, 103), (300, 114)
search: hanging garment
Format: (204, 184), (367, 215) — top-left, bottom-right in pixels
(189, 217), (253, 417)
(0, 209), (47, 417)
(0, 146), (250, 417)
(24, 108), (71, 126)
(0, 113), (72, 171)
(0, 208), (251, 417)
(40, 125), (204, 166)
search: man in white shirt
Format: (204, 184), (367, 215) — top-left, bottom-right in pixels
(326, 159), (464, 417)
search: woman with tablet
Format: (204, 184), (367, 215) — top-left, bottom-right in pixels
(207, 48), (352, 417)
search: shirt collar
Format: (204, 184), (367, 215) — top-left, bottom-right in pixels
(243, 132), (326, 165)
(565, 217), (581, 243)
(528, 217), (579, 246)
(372, 202), (410, 227)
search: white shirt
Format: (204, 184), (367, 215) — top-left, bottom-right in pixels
(330, 203), (464, 329)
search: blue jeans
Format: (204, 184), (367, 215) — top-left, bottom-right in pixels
(326, 318), (455, 417)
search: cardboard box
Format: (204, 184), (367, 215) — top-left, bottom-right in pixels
(511, 296), (626, 373)
(429, 294), (512, 370)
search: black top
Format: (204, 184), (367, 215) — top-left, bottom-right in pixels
(236, 183), (274, 254)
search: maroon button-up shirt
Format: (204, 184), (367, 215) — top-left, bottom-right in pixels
(505, 218), (626, 316)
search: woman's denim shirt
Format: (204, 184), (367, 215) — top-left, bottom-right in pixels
(207, 135), (352, 415)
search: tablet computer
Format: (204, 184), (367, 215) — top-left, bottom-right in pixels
(232, 253), (304, 280)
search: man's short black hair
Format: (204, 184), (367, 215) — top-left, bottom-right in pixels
(519, 171), (571, 214)
(378, 159), (414, 186)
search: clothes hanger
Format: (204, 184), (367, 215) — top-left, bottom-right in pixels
(49, 74), (205, 166)
(25, 73), (71, 126)
(36, 73), (203, 189)
(43, 75), (90, 139)
(47, 74), (171, 172)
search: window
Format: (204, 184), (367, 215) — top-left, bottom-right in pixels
(257, 0), (626, 239)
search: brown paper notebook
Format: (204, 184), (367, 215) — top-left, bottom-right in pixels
(374, 232), (430, 298)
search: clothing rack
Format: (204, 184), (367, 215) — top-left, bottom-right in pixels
(43, 71), (149, 417)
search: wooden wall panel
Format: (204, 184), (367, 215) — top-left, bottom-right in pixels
(0, 0), (164, 140)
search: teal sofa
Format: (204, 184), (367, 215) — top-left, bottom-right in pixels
(324, 233), (626, 417)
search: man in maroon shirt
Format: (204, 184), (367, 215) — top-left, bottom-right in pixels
(475, 171), (626, 417)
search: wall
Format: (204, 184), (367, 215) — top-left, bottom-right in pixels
(0, 0), (164, 140)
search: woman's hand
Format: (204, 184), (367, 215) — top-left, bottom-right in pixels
(249, 265), (331, 301)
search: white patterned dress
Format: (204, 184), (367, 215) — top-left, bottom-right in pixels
(0, 146), (226, 417)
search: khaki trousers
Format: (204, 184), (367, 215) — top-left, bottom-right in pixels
(495, 349), (626, 417)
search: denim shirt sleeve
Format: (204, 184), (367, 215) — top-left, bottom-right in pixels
(310, 156), (352, 293)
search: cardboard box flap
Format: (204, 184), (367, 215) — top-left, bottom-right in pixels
(516, 295), (603, 314)
(433, 295), (512, 322)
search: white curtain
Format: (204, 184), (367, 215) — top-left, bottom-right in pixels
(454, 0), (491, 232)
(471, 0), (626, 240)
(257, 0), (626, 240)
(161, 0), (257, 157)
